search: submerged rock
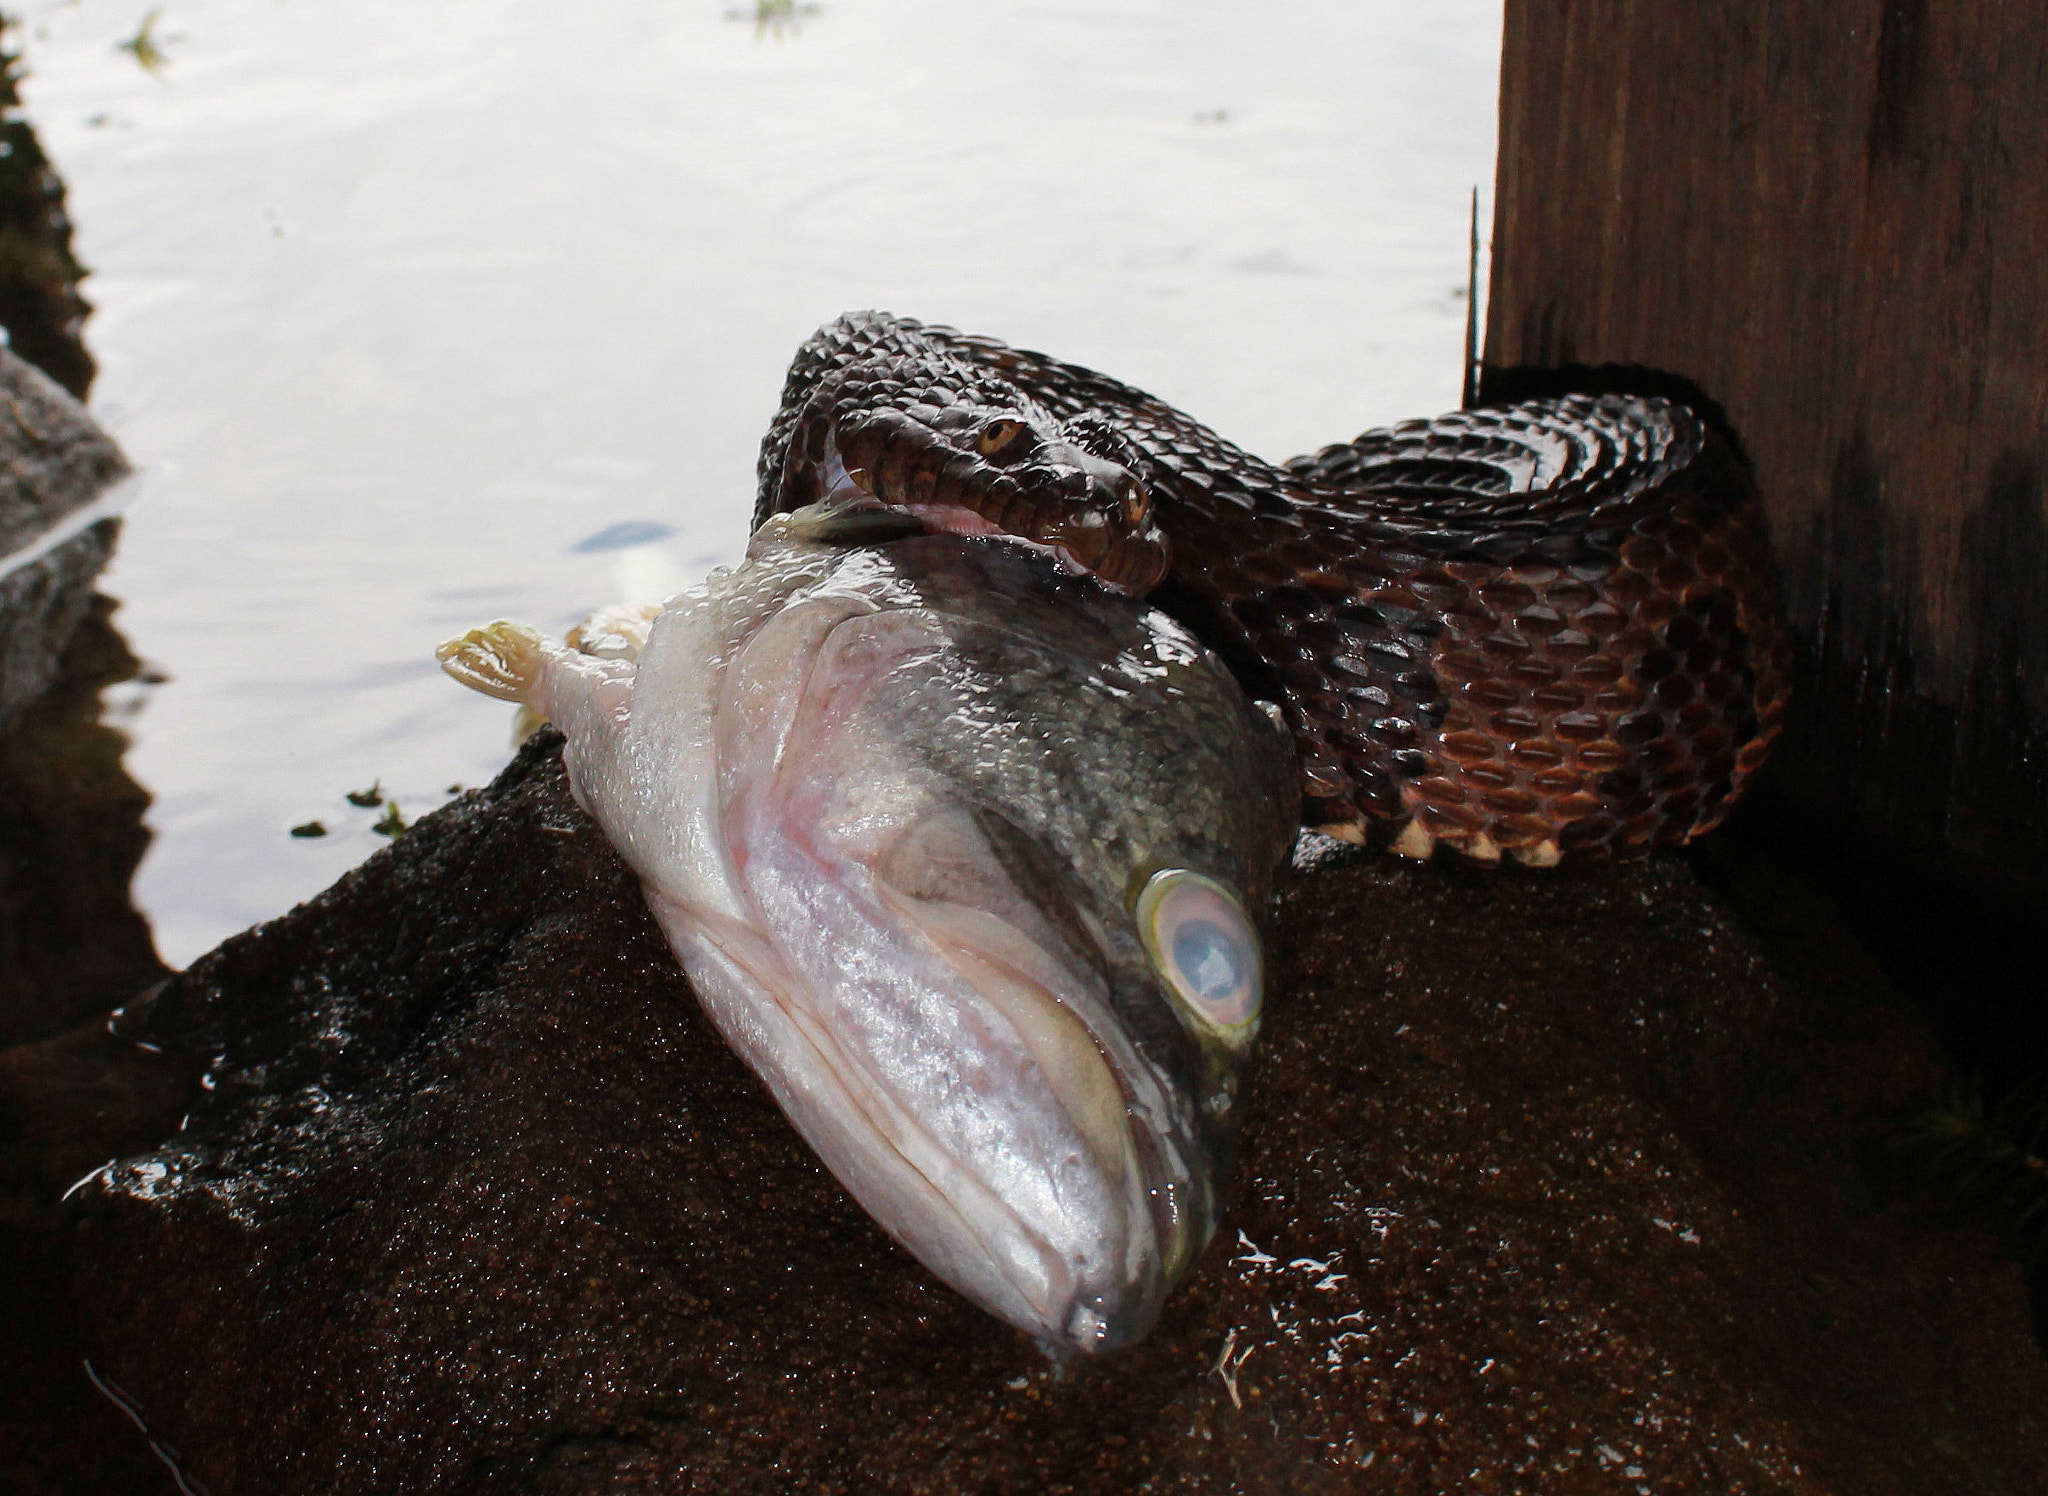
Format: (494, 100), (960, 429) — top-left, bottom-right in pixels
(36, 732), (2048, 1494)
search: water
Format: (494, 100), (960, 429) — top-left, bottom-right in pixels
(12, 0), (1500, 964)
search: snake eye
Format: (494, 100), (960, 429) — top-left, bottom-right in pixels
(1135, 869), (1262, 1042)
(977, 418), (1025, 456)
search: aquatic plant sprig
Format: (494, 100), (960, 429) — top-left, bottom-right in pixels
(287, 780), (455, 841)
(117, 9), (175, 76)
(1893, 1079), (2048, 1264)
(725, 0), (821, 40)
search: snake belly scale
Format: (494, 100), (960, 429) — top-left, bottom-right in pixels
(755, 312), (1791, 866)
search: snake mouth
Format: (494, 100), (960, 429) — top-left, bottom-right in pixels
(809, 434), (1170, 595)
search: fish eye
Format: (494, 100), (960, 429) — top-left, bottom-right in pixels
(1135, 869), (1262, 1040)
(977, 418), (1025, 456)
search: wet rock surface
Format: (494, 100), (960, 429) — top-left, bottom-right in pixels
(27, 732), (2048, 1494)
(0, 516), (117, 730)
(0, 347), (131, 732)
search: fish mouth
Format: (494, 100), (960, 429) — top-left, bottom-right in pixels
(874, 873), (1195, 1351)
(679, 814), (1202, 1354)
(670, 592), (1209, 1353)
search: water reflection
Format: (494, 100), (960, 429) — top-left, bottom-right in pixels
(12, 0), (1501, 963)
(0, 32), (94, 397)
(0, 594), (167, 1046)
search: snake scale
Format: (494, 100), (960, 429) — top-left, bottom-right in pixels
(754, 312), (1791, 866)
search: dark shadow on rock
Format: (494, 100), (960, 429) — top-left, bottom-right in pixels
(17, 731), (2041, 1494)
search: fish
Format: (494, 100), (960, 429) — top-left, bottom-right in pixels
(437, 511), (1299, 1353)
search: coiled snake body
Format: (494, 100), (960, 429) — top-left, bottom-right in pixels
(755, 312), (1790, 866)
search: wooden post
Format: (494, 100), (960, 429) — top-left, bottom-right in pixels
(1485, 1), (2048, 1076)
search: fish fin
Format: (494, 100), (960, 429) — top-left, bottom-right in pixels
(436, 620), (548, 702)
(568, 601), (663, 661)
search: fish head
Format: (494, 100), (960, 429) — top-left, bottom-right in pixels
(615, 522), (1299, 1354)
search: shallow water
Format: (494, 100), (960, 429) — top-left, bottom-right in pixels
(13, 0), (1499, 964)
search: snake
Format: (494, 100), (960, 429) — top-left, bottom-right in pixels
(754, 311), (1791, 866)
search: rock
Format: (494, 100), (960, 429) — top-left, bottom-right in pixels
(28, 731), (2048, 1494)
(0, 347), (131, 733)
(0, 885), (183, 1496)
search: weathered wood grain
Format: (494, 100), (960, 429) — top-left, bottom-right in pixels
(1487, 0), (2048, 889)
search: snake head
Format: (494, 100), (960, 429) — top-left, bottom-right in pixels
(797, 388), (1170, 594)
(982, 423), (1169, 594)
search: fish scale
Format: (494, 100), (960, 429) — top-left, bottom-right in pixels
(875, 545), (1274, 897)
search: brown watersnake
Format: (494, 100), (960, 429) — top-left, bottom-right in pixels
(754, 311), (1790, 866)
